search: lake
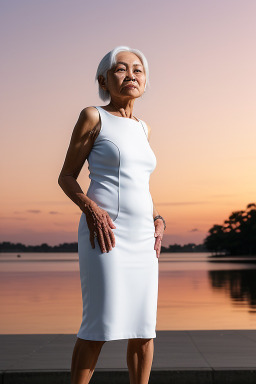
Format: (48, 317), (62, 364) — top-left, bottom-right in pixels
(1, 252), (256, 334)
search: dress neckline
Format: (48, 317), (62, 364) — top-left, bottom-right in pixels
(98, 106), (141, 124)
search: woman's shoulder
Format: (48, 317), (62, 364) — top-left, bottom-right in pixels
(79, 106), (100, 124)
(74, 106), (101, 141)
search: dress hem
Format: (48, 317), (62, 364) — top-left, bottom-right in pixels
(76, 331), (156, 341)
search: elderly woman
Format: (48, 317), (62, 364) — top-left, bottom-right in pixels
(58, 45), (166, 384)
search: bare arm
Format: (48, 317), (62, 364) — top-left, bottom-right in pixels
(58, 107), (100, 213)
(152, 199), (159, 219)
(58, 107), (116, 253)
(146, 121), (165, 259)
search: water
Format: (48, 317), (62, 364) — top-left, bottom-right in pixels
(1, 252), (256, 334)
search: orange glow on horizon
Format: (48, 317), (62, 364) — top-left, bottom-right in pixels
(1, 1), (256, 246)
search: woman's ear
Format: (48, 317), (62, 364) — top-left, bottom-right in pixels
(98, 75), (108, 91)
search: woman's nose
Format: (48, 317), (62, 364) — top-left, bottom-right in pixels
(126, 68), (135, 80)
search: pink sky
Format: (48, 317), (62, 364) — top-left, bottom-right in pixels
(1, 0), (256, 246)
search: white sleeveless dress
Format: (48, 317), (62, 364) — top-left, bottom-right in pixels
(77, 106), (158, 341)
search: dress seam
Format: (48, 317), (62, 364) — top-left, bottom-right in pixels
(139, 120), (149, 141)
(93, 138), (120, 222)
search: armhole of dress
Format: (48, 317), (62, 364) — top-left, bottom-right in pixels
(91, 106), (102, 143)
(140, 120), (149, 141)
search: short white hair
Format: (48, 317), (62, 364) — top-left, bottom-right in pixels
(95, 45), (150, 102)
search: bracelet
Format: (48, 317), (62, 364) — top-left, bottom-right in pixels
(154, 215), (166, 230)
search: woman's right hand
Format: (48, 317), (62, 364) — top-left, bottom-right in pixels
(84, 201), (116, 253)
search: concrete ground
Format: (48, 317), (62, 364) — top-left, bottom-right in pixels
(1, 330), (256, 383)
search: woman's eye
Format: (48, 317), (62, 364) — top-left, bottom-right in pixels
(116, 68), (142, 73)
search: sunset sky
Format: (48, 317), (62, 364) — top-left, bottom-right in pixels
(1, 0), (255, 247)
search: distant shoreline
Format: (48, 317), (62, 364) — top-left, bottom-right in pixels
(0, 241), (208, 253)
(1, 242), (256, 257)
(1, 255), (256, 264)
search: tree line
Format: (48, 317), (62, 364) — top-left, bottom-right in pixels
(203, 203), (256, 255)
(1, 203), (255, 256)
(0, 241), (206, 253)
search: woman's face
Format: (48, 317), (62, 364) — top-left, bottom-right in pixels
(102, 51), (146, 101)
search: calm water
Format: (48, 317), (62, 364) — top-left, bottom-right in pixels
(1, 252), (256, 334)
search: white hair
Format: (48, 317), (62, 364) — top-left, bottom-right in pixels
(95, 45), (150, 102)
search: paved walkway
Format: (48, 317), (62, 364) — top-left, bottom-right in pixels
(1, 330), (256, 383)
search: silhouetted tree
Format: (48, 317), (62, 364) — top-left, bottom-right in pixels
(204, 203), (256, 256)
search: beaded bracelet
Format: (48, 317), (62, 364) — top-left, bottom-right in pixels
(154, 215), (166, 230)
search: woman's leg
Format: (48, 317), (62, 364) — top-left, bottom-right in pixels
(71, 337), (106, 384)
(126, 338), (154, 384)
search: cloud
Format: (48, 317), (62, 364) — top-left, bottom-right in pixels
(26, 210), (41, 214)
(49, 211), (61, 215)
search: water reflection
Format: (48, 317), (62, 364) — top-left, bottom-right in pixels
(1, 252), (256, 333)
(209, 269), (256, 311)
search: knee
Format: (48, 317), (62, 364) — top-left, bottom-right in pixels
(128, 338), (153, 352)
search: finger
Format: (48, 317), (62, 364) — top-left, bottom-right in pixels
(102, 228), (112, 252)
(97, 227), (107, 253)
(155, 239), (161, 257)
(89, 231), (95, 249)
(101, 222), (113, 252)
(98, 223), (116, 250)
(154, 239), (159, 258)
(107, 215), (116, 229)
(158, 240), (162, 256)
(108, 227), (116, 248)
(154, 236), (161, 249)
(156, 244), (160, 258)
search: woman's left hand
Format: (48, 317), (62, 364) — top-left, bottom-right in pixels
(154, 219), (165, 259)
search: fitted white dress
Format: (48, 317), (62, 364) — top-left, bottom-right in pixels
(77, 106), (158, 341)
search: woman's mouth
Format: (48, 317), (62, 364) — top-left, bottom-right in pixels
(124, 85), (136, 89)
